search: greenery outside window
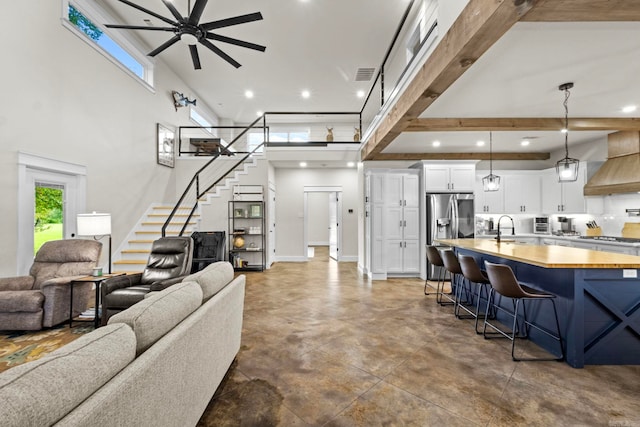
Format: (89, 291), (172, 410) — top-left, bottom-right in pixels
(62, 0), (154, 88)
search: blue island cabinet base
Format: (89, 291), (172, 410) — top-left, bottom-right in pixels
(456, 248), (640, 368)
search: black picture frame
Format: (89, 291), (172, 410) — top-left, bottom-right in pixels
(157, 123), (175, 168)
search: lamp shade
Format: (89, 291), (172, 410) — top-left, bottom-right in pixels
(77, 212), (111, 236)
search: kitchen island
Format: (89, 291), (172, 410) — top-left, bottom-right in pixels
(437, 238), (640, 368)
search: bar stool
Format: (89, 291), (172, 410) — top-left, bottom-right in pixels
(458, 254), (493, 334)
(425, 246), (453, 305)
(440, 249), (468, 312)
(483, 261), (564, 362)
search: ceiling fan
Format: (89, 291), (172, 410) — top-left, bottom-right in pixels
(106, 0), (265, 69)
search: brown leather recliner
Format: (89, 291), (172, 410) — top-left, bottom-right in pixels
(0, 239), (102, 331)
(101, 236), (193, 324)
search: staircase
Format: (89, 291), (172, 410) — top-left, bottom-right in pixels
(112, 152), (264, 273)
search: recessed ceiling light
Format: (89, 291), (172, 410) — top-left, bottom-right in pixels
(432, 141), (441, 147)
(301, 90), (310, 99)
(561, 128), (568, 134)
(256, 111), (263, 117)
(347, 162), (355, 167)
(356, 90), (365, 98)
(300, 162), (307, 167)
(244, 90), (254, 99)
(476, 140), (485, 147)
(622, 105), (637, 113)
(521, 139), (530, 146)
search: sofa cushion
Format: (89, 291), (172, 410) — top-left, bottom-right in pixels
(108, 281), (202, 355)
(0, 323), (135, 427)
(182, 261), (234, 301)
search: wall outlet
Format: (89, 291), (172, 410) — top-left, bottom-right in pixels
(623, 269), (637, 278)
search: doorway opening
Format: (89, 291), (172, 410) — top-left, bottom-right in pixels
(303, 186), (342, 262)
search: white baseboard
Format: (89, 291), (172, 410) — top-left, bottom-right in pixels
(340, 255), (358, 262)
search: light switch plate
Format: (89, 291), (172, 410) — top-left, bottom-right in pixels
(623, 269), (638, 278)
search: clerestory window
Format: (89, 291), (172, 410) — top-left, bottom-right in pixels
(62, 1), (154, 88)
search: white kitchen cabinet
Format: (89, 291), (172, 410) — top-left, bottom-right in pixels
(424, 164), (475, 192)
(384, 173), (420, 274)
(541, 165), (603, 214)
(365, 170), (420, 278)
(474, 174), (504, 214)
(595, 243), (638, 255)
(503, 174), (541, 214)
(571, 240), (598, 251)
(514, 237), (540, 245)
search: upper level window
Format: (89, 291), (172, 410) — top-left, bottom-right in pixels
(62, 1), (154, 88)
(269, 129), (310, 142)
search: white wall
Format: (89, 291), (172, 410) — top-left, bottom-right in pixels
(274, 168), (358, 260)
(0, 2), (210, 275)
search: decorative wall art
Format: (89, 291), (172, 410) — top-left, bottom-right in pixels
(157, 123), (175, 168)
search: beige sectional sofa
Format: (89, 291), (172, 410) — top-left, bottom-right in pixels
(0, 262), (245, 427)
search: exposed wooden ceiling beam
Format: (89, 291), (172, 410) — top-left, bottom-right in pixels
(360, 0), (534, 161)
(404, 118), (640, 132)
(370, 152), (550, 161)
(520, 0), (640, 22)
(360, 0), (640, 162)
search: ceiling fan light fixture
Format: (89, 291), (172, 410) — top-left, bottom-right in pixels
(180, 32), (199, 45)
(482, 131), (501, 192)
(555, 82), (580, 182)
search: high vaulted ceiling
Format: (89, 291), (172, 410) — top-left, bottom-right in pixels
(95, 0), (640, 163)
(96, 0), (411, 123)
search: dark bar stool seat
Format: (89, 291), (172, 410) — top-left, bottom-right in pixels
(483, 261), (564, 362)
(458, 254), (493, 333)
(425, 246), (453, 305)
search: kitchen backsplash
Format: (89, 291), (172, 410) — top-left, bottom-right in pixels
(476, 193), (640, 237)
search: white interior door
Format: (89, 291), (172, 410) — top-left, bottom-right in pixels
(329, 192), (340, 260)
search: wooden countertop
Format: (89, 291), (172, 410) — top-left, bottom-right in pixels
(436, 238), (640, 269)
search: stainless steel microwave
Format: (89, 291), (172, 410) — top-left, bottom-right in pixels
(534, 217), (550, 234)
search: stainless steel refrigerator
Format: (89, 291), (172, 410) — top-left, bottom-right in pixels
(426, 193), (475, 280)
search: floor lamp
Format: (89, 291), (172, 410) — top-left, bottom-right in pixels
(77, 212), (112, 274)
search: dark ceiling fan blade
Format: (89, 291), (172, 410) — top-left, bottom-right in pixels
(189, 44), (202, 70)
(201, 12), (263, 31)
(106, 24), (176, 32)
(199, 39), (241, 68)
(114, 0), (177, 26)
(188, 0), (208, 25)
(148, 35), (180, 57)
(205, 33), (266, 52)
(161, 0), (186, 23)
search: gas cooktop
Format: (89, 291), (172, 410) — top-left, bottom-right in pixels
(579, 235), (640, 243)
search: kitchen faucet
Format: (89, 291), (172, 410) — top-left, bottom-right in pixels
(496, 215), (515, 243)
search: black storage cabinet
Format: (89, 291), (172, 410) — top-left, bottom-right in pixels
(190, 231), (226, 273)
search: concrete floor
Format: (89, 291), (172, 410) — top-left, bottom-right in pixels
(198, 247), (640, 426)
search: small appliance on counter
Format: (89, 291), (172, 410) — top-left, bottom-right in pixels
(534, 216), (550, 234)
(558, 217), (575, 234)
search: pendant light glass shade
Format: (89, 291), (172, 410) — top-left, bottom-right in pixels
(556, 82), (579, 182)
(482, 131), (501, 191)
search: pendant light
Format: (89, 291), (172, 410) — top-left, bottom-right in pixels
(556, 82), (579, 182)
(482, 131), (501, 192)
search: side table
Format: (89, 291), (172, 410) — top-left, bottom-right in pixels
(70, 274), (124, 329)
